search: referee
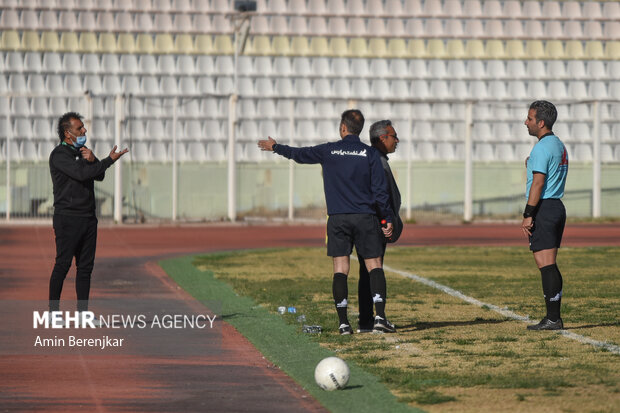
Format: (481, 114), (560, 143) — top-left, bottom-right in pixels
(49, 112), (128, 323)
(258, 109), (395, 334)
(521, 100), (568, 331)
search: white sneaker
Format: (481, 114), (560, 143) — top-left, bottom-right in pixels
(48, 311), (65, 328)
(80, 312), (102, 328)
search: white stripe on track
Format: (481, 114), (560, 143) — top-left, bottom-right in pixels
(382, 263), (620, 355)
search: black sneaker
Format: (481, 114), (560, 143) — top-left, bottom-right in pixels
(339, 323), (354, 335)
(373, 316), (396, 333)
(527, 317), (564, 331)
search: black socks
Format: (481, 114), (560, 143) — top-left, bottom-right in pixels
(332, 272), (349, 325)
(540, 264), (563, 321)
(369, 268), (387, 319)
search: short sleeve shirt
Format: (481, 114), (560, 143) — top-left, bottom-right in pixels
(526, 134), (569, 199)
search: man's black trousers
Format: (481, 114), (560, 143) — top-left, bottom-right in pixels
(49, 214), (98, 311)
(357, 242), (387, 327)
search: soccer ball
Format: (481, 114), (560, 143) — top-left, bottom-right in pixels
(314, 357), (350, 391)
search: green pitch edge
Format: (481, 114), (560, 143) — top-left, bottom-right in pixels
(160, 254), (422, 413)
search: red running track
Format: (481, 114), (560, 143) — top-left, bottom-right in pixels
(0, 223), (618, 412)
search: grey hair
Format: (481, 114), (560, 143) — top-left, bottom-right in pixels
(369, 120), (392, 145)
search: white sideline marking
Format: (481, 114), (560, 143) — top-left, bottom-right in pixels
(382, 263), (620, 355)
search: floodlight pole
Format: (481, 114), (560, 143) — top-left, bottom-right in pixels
(113, 94), (123, 224)
(592, 100), (600, 218)
(228, 11), (252, 222)
(463, 102), (473, 223)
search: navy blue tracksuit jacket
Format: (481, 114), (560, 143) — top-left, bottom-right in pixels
(273, 135), (393, 223)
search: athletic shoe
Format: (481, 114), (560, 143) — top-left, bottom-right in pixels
(339, 324), (354, 335)
(80, 312), (102, 328)
(527, 317), (563, 331)
(48, 312), (65, 328)
(373, 316), (396, 333)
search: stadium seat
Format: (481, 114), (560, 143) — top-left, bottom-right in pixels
(568, 81), (588, 100)
(21, 31), (41, 52)
(136, 34), (154, 54)
(572, 144), (592, 162)
(11, 96), (30, 117)
(495, 143), (515, 161)
(131, 142), (149, 162)
(589, 81), (608, 99)
(160, 76), (178, 94)
(96, 33), (117, 54)
(289, 36), (309, 56)
(83, 75), (103, 95)
(274, 78), (294, 97)
(80, 54), (99, 74)
(606, 41), (620, 60)
(29, 97), (48, 117)
(158, 55), (176, 74)
(415, 142), (435, 160)
(0, 9), (20, 30)
(14, 118), (33, 140)
(349, 59), (369, 77)
(437, 0), (457, 16)
(115, 12), (134, 32)
(122, 75), (140, 95)
(95, 12), (115, 32)
(101, 54), (120, 74)
(139, 55), (157, 75)
(5, 52), (24, 72)
(1, 31), (20, 51)
(547, 81), (567, 100)
(205, 142), (226, 162)
(565, 40), (584, 59)
(177, 76), (196, 95)
(525, 40), (545, 59)
(120, 55), (138, 74)
(78, 32), (99, 53)
(193, 34), (212, 54)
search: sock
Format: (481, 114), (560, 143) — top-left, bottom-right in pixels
(540, 264), (563, 321)
(369, 268), (387, 319)
(332, 273), (349, 325)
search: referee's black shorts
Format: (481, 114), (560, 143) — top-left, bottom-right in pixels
(529, 199), (566, 252)
(327, 214), (385, 258)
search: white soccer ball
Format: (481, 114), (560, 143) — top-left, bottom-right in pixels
(314, 356), (350, 391)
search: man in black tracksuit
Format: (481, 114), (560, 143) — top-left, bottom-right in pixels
(357, 120), (403, 332)
(49, 112), (128, 317)
(258, 109), (396, 334)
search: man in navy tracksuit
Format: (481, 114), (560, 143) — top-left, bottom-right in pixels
(258, 109), (396, 334)
(357, 120), (403, 333)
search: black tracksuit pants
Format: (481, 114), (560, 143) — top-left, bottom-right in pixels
(49, 214), (98, 312)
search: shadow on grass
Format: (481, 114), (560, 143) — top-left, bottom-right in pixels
(342, 385), (364, 391)
(564, 321), (620, 330)
(397, 318), (509, 332)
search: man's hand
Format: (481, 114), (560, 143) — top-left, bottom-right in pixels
(382, 222), (393, 238)
(258, 136), (277, 151)
(80, 147), (95, 162)
(109, 145), (129, 161)
(521, 217), (533, 237)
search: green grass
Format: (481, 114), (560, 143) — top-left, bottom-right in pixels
(164, 246), (620, 412)
(160, 255), (420, 413)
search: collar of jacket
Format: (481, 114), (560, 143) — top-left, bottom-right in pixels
(61, 141), (78, 151)
(342, 134), (360, 142)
